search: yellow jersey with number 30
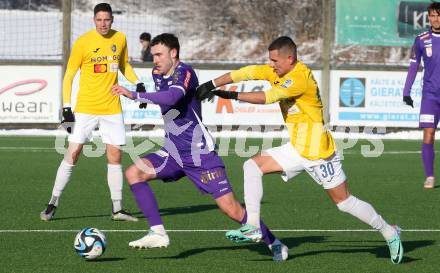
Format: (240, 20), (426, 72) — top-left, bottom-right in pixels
(63, 29), (139, 115)
(231, 62), (335, 160)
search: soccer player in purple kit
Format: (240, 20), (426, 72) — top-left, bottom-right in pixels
(403, 2), (440, 189)
(111, 33), (288, 261)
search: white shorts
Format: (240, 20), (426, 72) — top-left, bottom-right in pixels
(265, 142), (346, 189)
(68, 113), (126, 145)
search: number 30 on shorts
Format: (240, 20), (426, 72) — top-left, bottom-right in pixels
(319, 162), (335, 178)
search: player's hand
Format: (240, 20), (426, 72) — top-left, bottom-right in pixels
(136, 83), (148, 109)
(112, 84), (134, 99)
(403, 96), (414, 108)
(212, 90), (238, 100)
(61, 107), (75, 134)
(195, 81), (216, 101)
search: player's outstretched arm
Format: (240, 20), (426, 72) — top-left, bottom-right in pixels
(195, 80), (216, 101)
(112, 84), (135, 99)
(213, 90), (266, 104)
(113, 84), (184, 106)
(196, 73), (234, 101)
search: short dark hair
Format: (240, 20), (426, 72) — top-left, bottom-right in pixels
(268, 36), (297, 58)
(151, 33), (180, 59)
(139, 32), (151, 42)
(428, 2), (440, 14)
(94, 3), (112, 16)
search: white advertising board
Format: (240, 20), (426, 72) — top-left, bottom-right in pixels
(0, 66), (61, 123)
(329, 70), (422, 127)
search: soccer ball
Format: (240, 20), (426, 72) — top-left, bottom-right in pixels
(73, 227), (107, 260)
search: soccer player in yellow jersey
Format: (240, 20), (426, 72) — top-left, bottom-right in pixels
(196, 36), (403, 264)
(40, 3), (141, 222)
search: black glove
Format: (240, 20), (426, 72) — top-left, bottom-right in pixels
(61, 107), (75, 134)
(213, 90), (238, 100)
(136, 83), (147, 109)
(403, 96), (414, 108)
(195, 81), (216, 101)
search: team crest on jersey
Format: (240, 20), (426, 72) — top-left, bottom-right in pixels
(172, 70), (181, 84)
(426, 46), (432, 57)
(111, 44), (117, 52)
(281, 79), (293, 88)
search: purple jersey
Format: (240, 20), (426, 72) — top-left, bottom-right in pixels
(403, 31), (440, 99)
(134, 62), (215, 158)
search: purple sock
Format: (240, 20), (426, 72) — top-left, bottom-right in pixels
(130, 182), (163, 227)
(422, 143), (435, 177)
(240, 211), (276, 245)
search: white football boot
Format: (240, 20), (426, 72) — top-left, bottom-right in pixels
(269, 240), (288, 261)
(424, 177), (435, 189)
(111, 210), (138, 222)
(40, 204), (57, 221)
(129, 230), (170, 249)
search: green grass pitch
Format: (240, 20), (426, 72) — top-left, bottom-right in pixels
(0, 136), (439, 273)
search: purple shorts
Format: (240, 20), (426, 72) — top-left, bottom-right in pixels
(143, 149), (233, 199)
(419, 98), (440, 128)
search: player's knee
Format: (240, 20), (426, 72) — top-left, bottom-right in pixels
(65, 149), (80, 164)
(125, 165), (143, 184)
(125, 164), (155, 184)
(106, 148), (121, 164)
(243, 159), (262, 176)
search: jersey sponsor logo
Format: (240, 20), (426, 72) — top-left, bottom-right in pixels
(281, 79), (293, 88)
(94, 64), (107, 73)
(420, 114), (435, 123)
(109, 63), (118, 72)
(423, 39), (432, 44)
(91, 55), (120, 63)
(200, 169), (225, 184)
(111, 44), (117, 52)
(93, 48), (100, 53)
(218, 180), (228, 185)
